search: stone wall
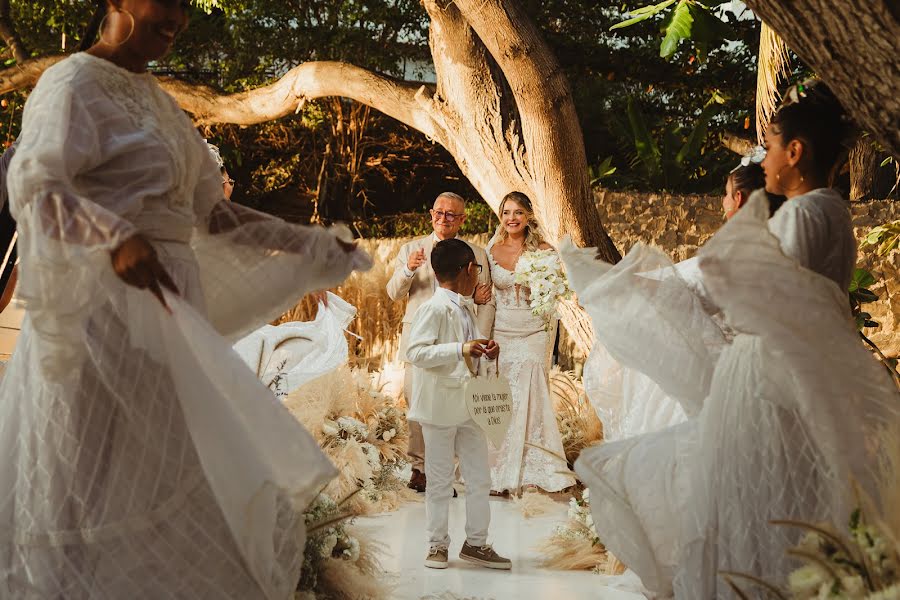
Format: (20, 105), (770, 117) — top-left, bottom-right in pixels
(592, 190), (900, 356)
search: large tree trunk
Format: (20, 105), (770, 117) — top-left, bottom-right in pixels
(744, 0), (900, 158)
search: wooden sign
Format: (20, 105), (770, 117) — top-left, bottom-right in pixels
(464, 374), (513, 448)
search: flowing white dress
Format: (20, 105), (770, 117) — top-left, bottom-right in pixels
(562, 192), (898, 598)
(583, 189), (858, 444)
(487, 244), (575, 493)
(0, 53), (371, 599)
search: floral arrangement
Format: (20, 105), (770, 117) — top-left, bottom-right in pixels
(297, 493), (393, 600)
(784, 509), (899, 599)
(262, 363), (417, 599)
(514, 249), (573, 319)
(722, 508), (900, 600)
(283, 364), (416, 517)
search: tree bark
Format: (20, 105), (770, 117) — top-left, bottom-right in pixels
(720, 132), (754, 156)
(0, 55), (63, 94)
(451, 0), (620, 261)
(744, 0), (900, 157)
(0, 0), (27, 64)
(849, 139), (879, 201)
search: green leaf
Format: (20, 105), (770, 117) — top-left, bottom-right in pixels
(850, 268), (877, 291)
(676, 91), (721, 164)
(881, 156), (895, 168)
(610, 0), (677, 30)
(626, 98), (662, 180)
(660, 1), (693, 59)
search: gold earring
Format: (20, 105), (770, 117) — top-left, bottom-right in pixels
(98, 9), (135, 47)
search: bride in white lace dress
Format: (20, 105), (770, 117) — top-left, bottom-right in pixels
(0, 4), (370, 597)
(487, 192), (575, 494)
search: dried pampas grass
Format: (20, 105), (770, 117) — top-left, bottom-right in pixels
(515, 490), (560, 519)
(550, 367), (603, 466)
(537, 529), (623, 574)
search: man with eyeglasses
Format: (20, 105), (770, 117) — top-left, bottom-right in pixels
(387, 192), (494, 493)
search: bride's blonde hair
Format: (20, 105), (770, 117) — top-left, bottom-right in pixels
(491, 191), (545, 251)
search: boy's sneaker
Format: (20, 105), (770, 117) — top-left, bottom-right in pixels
(424, 545), (449, 569)
(459, 542), (511, 570)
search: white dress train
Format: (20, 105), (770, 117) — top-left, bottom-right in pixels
(562, 194), (899, 598)
(0, 53), (371, 598)
(487, 245), (575, 493)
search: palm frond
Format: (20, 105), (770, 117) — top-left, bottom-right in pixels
(755, 22), (792, 144)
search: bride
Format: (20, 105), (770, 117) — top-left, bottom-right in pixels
(487, 192), (575, 494)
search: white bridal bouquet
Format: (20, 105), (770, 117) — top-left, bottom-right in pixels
(514, 249), (573, 319)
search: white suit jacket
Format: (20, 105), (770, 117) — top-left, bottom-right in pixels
(386, 234), (494, 362)
(405, 290), (488, 427)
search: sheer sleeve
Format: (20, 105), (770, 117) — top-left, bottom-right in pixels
(189, 143), (371, 339)
(561, 239), (726, 416)
(6, 63), (138, 378)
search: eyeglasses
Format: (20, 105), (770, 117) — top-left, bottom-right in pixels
(731, 145), (766, 173)
(472, 263), (483, 274)
(430, 209), (464, 222)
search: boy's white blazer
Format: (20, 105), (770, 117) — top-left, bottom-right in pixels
(405, 290), (486, 427)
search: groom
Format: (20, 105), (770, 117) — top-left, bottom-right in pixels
(387, 192), (494, 492)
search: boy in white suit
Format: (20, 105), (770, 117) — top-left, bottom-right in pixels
(406, 239), (511, 571)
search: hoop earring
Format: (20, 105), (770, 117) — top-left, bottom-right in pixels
(98, 9), (135, 47)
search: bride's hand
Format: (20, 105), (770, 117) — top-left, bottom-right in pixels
(474, 283), (492, 305)
(111, 235), (179, 310)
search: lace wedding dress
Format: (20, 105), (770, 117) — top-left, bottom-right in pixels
(0, 53), (371, 599)
(562, 194), (898, 598)
(486, 243), (575, 493)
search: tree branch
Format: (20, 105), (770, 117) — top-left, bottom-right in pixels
(160, 61), (445, 143)
(0, 55), (64, 94)
(721, 132), (754, 156)
(0, 0), (28, 64)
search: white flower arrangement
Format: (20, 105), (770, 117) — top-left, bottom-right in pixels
(300, 493), (363, 592)
(514, 249), (573, 319)
(560, 491), (601, 547)
(323, 416), (370, 443)
(727, 507), (900, 599)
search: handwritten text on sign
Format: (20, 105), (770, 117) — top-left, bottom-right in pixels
(464, 375), (513, 448)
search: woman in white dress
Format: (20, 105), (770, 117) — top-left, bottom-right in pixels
(0, 1), (370, 597)
(563, 80), (898, 598)
(583, 160), (783, 441)
(487, 192), (575, 494)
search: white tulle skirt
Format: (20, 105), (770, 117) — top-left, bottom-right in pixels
(0, 242), (338, 599)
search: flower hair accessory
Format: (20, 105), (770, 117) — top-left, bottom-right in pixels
(731, 145), (766, 173)
(205, 141), (225, 170)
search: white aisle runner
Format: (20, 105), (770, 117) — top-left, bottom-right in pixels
(356, 493), (648, 600)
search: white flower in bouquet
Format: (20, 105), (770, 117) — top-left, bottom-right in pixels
(514, 249), (573, 319)
(789, 565), (827, 598)
(381, 428), (396, 442)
